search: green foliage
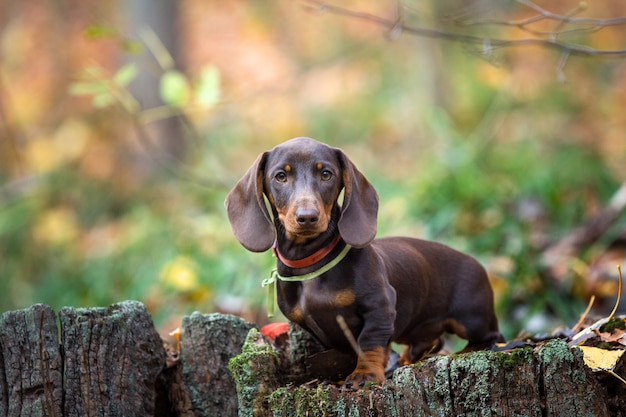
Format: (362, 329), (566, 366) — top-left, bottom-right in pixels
(70, 65), (139, 111)
(160, 70), (191, 106)
(2, 2), (624, 339)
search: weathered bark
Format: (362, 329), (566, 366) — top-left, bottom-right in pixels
(59, 300), (165, 416)
(2, 303), (624, 416)
(0, 302), (255, 417)
(156, 358), (194, 417)
(0, 304), (63, 417)
(180, 312), (256, 417)
(231, 331), (621, 417)
(0, 301), (166, 417)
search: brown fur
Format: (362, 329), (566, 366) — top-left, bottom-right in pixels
(225, 137), (504, 387)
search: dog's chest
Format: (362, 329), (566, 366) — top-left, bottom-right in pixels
(288, 280), (361, 348)
(279, 278), (359, 328)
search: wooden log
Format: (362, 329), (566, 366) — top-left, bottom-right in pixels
(0, 304), (63, 417)
(233, 333), (614, 417)
(180, 312), (255, 417)
(59, 300), (165, 416)
(2, 302), (619, 416)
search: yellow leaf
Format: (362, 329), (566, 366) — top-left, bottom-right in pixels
(24, 119), (90, 174)
(478, 62), (509, 88)
(52, 118), (90, 160)
(160, 256), (199, 292)
(33, 208), (79, 246)
(579, 346), (625, 372)
(24, 137), (61, 174)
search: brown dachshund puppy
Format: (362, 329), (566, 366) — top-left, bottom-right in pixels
(225, 137), (504, 387)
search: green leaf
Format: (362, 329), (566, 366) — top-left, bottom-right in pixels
(68, 81), (107, 96)
(114, 63), (138, 87)
(92, 92), (116, 108)
(83, 24), (118, 39)
(195, 66), (221, 107)
(122, 39), (144, 54)
(160, 70), (190, 106)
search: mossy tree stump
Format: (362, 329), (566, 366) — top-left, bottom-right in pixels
(2, 302), (624, 416)
(0, 302), (255, 417)
(230, 330), (625, 417)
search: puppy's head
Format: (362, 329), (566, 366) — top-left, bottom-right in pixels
(262, 137), (340, 243)
(225, 137), (379, 252)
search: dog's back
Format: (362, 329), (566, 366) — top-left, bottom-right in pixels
(371, 237), (502, 356)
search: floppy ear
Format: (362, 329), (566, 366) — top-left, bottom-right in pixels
(224, 152), (275, 252)
(336, 150), (379, 247)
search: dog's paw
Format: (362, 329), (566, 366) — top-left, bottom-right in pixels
(343, 370), (384, 389)
(342, 347), (387, 389)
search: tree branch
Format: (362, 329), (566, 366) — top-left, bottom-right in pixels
(301, 0), (626, 58)
(458, 0), (626, 39)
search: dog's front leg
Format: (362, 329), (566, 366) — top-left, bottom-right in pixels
(344, 286), (396, 388)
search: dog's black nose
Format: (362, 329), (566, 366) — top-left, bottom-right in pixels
(296, 208), (319, 225)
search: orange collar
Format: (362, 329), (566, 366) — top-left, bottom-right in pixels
(272, 234), (343, 269)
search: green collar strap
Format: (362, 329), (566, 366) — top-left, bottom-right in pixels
(261, 243), (352, 318)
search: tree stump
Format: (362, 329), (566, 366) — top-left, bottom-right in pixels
(0, 304), (63, 417)
(2, 302), (624, 416)
(228, 329), (282, 417)
(0, 301), (165, 417)
(180, 312), (256, 417)
(231, 331), (621, 417)
(59, 300), (165, 416)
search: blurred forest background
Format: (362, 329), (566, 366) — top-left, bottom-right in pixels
(1, 0), (626, 339)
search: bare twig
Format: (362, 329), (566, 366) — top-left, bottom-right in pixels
(336, 314), (366, 361)
(301, 0), (626, 57)
(608, 370), (626, 386)
(556, 50), (570, 83)
(462, 0), (626, 37)
(607, 265), (623, 322)
(572, 295), (595, 333)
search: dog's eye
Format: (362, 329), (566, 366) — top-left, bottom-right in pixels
(321, 170), (333, 181)
(274, 172), (287, 182)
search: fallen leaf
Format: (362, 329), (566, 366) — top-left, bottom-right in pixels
(595, 328), (626, 344)
(579, 345), (625, 372)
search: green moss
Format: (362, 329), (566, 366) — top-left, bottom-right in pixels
(347, 403), (360, 417)
(599, 317), (626, 333)
(267, 387), (293, 417)
(451, 350), (499, 412)
(539, 338), (574, 364)
(228, 328), (281, 417)
(362, 381), (379, 390)
(499, 346), (534, 370)
(332, 396), (347, 415)
(268, 383), (342, 417)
